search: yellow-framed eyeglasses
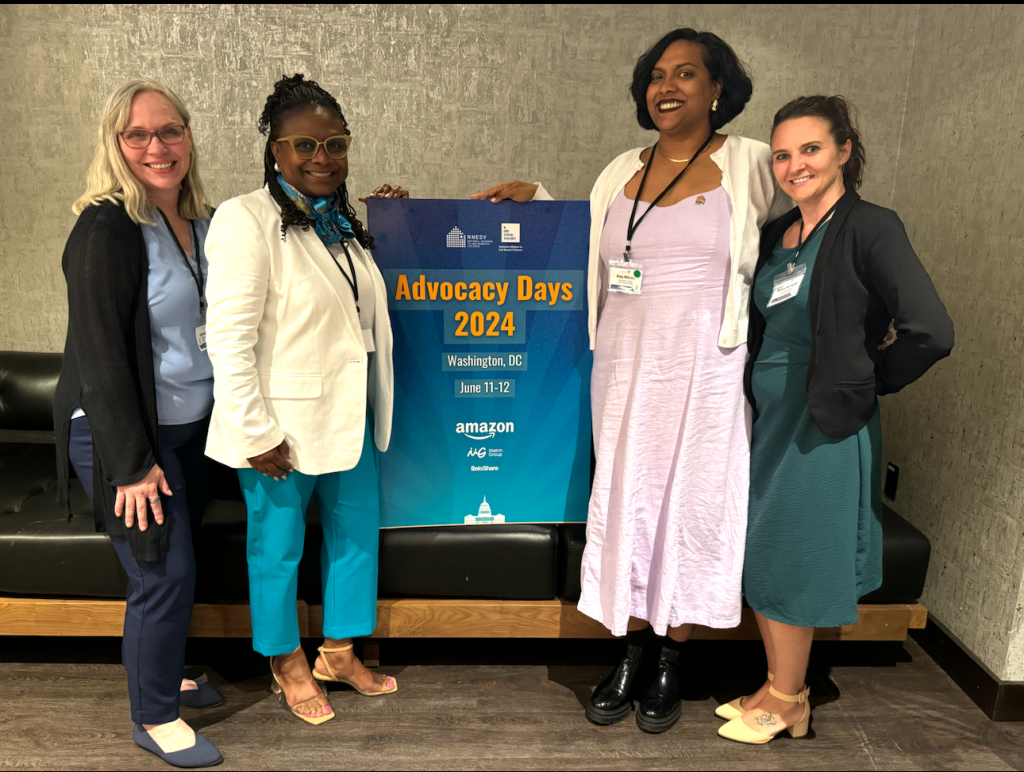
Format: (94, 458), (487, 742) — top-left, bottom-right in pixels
(274, 134), (351, 160)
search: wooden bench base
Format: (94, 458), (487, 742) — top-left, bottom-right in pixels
(0, 597), (926, 641)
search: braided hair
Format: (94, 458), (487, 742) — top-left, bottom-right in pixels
(258, 74), (373, 249)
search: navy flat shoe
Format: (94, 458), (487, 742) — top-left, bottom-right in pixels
(133, 725), (223, 769)
(179, 683), (223, 709)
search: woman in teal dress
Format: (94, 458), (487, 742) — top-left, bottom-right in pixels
(717, 96), (954, 745)
(745, 219), (885, 631)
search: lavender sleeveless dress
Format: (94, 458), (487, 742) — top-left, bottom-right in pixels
(579, 186), (750, 636)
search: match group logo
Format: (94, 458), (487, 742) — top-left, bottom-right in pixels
(467, 446), (503, 458)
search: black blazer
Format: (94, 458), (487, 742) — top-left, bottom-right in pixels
(744, 189), (954, 438)
(54, 200), (167, 561)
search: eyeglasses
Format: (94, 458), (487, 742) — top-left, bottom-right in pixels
(119, 125), (188, 149)
(275, 134), (351, 160)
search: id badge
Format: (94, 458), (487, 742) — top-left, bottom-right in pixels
(609, 259), (644, 295)
(767, 264), (807, 308)
(194, 314), (207, 351)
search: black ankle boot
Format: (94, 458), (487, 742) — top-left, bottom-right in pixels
(636, 644), (682, 733)
(585, 637), (647, 725)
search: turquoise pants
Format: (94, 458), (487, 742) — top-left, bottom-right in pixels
(238, 422), (380, 656)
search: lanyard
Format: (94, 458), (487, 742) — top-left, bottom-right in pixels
(327, 240), (360, 312)
(793, 201), (840, 263)
(624, 131), (716, 262)
(158, 210), (204, 314)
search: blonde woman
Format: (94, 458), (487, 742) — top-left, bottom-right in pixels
(54, 81), (223, 768)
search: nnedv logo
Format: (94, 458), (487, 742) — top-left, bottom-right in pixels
(456, 421), (515, 440)
(446, 226), (493, 249)
(446, 227), (466, 248)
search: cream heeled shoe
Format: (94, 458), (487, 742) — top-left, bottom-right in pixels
(269, 653), (335, 726)
(717, 684), (810, 744)
(714, 671), (773, 720)
(312, 644), (398, 696)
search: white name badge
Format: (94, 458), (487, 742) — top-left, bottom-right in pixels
(767, 263), (807, 308)
(608, 259), (644, 294)
(194, 315), (207, 351)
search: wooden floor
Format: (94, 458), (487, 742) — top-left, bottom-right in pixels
(0, 637), (1022, 771)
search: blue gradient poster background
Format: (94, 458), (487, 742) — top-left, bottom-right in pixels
(367, 199), (592, 528)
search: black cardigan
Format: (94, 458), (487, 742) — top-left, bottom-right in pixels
(54, 199), (167, 561)
(744, 189), (954, 438)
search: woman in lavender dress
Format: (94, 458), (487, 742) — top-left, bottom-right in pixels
(477, 28), (788, 733)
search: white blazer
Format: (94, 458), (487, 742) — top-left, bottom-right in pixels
(203, 188), (393, 475)
(570, 134), (792, 350)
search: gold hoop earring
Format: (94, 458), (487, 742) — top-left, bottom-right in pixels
(711, 98), (719, 112)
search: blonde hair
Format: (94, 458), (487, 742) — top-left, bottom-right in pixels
(73, 80), (211, 223)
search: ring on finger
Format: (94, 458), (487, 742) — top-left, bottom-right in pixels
(148, 497), (160, 503)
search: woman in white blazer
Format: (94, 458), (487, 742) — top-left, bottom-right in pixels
(204, 74), (406, 725)
(475, 29), (791, 734)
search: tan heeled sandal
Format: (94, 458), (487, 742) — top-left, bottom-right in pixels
(715, 671), (774, 720)
(717, 684), (810, 744)
(312, 644), (398, 696)
(270, 654), (335, 726)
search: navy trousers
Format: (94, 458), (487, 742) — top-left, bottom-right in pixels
(69, 415), (209, 725)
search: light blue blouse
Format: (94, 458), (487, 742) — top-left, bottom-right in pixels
(71, 217), (214, 426)
(144, 217), (214, 425)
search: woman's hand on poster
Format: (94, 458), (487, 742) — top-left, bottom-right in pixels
(358, 184), (409, 203)
(115, 463), (172, 531)
(878, 320), (897, 350)
(471, 180), (539, 203)
(248, 440), (294, 481)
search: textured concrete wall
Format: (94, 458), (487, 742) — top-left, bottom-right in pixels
(883, 5), (1024, 681)
(0, 3), (918, 351)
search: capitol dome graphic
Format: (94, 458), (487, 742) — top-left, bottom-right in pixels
(465, 496), (505, 525)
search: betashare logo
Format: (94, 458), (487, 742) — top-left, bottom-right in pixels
(447, 227), (467, 248)
(456, 421), (515, 440)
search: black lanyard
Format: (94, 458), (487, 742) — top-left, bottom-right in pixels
(327, 240), (360, 312)
(158, 210), (204, 314)
(793, 201), (840, 262)
(624, 131), (716, 262)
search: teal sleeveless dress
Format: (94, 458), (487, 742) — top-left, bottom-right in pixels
(743, 223), (883, 629)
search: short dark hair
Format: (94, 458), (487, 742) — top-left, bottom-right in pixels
(772, 95), (866, 190)
(630, 29), (752, 131)
(258, 73), (372, 249)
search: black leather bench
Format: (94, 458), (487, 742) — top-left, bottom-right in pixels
(0, 351), (559, 602)
(0, 350), (930, 615)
